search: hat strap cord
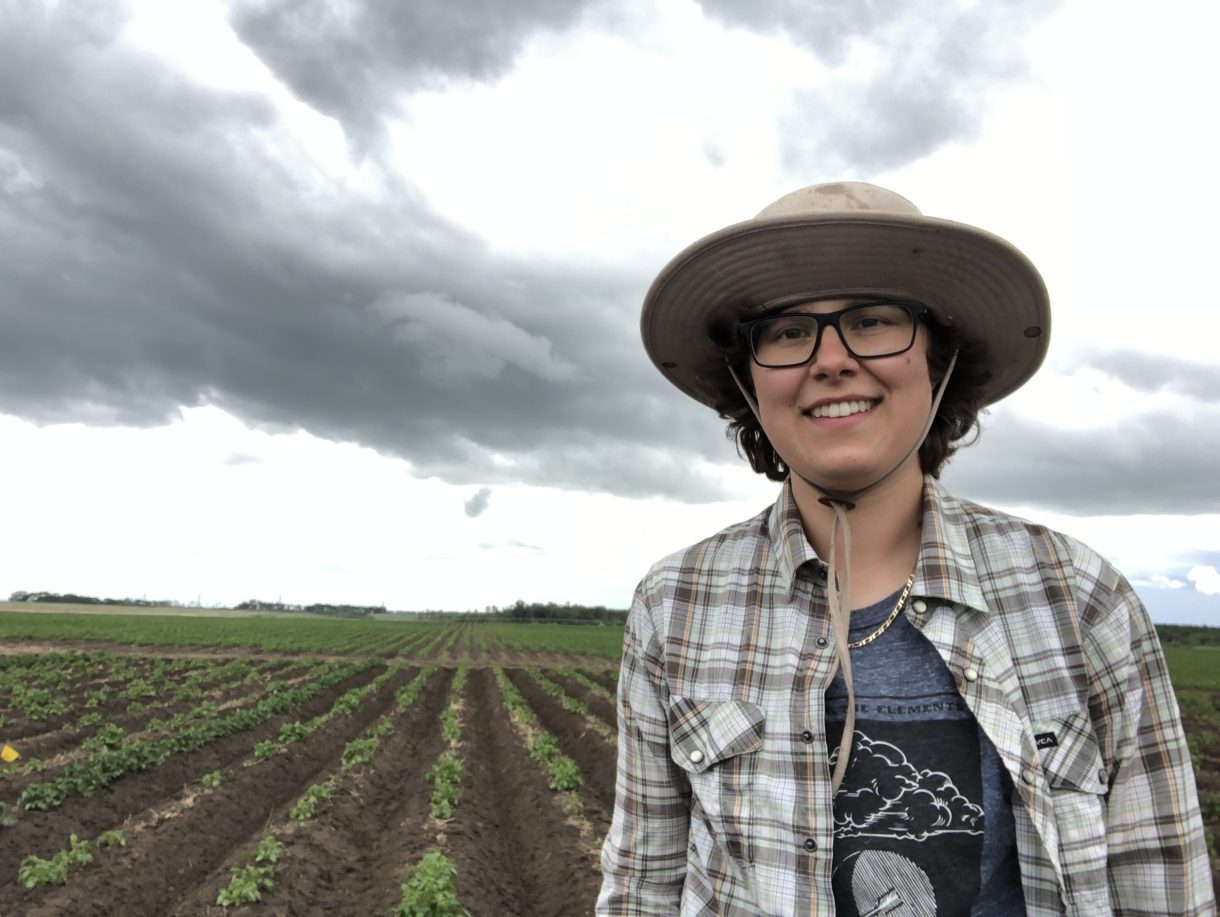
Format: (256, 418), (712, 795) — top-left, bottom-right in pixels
(727, 350), (958, 794)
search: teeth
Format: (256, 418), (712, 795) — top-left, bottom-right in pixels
(811, 399), (876, 419)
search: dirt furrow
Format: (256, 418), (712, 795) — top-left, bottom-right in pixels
(0, 664), (384, 907)
(548, 671), (618, 727)
(17, 666), (412, 917)
(443, 667), (602, 915)
(503, 670), (615, 830)
(171, 667), (452, 916)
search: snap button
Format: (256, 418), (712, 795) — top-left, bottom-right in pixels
(912, 599), (927, 613)
(689, 749), (704, 764)
(1022, 768), (1037, 785)
(1098, 768), (1108, 785)
(962, 667), (979, 682)
(800, 730), (814, 744)
(803, 837), (817, 852)
(815, 637), (828, 648)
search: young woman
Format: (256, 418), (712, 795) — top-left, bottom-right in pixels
(597, 183), (1214, 915)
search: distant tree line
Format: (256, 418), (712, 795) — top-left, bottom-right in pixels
(235, 600), (384, 619)
(1157, 624), (1220, 647)
(488, 600), (628, 624)
(8, 591), (172, 607)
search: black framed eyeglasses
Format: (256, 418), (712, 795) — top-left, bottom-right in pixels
(739, 300), (927, 368)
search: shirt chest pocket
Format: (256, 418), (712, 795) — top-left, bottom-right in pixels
(668, 697), (766, 868)
(1036, 708), (1110, 908)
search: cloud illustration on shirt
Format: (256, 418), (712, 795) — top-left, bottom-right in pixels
(831, 733), (984, 840)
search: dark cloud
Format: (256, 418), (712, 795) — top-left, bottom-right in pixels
(0, 1), (733, 502)
(698, 0), (1060, 172)
(464, 486), (492, 518)
(944, 405), (1220, 515)
(228, 0), (602, 147)
(1083, 351), (1220, 400)
(8, 0), (1207, 522)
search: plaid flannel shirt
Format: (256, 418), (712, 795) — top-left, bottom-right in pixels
(598, 478), (1215, 916)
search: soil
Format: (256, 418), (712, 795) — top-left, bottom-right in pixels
(504, 670), (616, 824)
(2, 665), (385, 913)
(166, 667), (452, 916)
(443, 667), (603, 916)
(549, 672), (618, 727)
(1, 645), (624, 915)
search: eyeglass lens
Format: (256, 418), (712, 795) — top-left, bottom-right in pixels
(749, 303), (916, 366)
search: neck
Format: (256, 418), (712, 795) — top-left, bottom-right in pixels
(791, 460), (925, 607)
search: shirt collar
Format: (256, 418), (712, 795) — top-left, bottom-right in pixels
(767, 480), (826, 594)
(916, 476), (992, 613)
(764, 476), (992, 612)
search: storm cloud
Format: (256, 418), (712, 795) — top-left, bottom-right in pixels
(7, 0), (1203, 519)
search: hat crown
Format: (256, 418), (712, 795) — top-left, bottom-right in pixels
(756, 181), (922, 220)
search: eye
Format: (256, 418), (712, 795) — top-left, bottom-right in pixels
(761, 317), (814, 344)
(845, 304), (908, 333)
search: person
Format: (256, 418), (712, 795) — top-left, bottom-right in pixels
(596, 182), (1215, 916)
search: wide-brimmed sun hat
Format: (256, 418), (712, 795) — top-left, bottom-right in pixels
(641, 181), (1050, 408)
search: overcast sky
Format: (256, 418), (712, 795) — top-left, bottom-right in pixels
(2, 0), (1217, 624)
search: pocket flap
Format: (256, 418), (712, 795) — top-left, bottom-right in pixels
(1036, 709), (1106, 794)
(668, 697), (765, 774)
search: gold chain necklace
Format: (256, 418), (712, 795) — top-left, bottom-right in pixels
(847, 573), (916, 649)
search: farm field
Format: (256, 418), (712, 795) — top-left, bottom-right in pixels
(1, 610), (1216, 911)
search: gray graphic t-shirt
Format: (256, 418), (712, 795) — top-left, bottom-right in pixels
(824, 592), (1025, 916)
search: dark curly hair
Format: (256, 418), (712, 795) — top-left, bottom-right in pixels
(700, 311), (991, 482)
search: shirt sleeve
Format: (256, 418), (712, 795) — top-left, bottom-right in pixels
(597, 583), (691, 916)
(1074, 545), (1216, 915)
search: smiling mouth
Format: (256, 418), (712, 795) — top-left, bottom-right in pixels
(807, 399), (879, 419)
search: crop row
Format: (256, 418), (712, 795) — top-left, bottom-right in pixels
(0, 611), (626, 659)
(14, 661), (374, 811)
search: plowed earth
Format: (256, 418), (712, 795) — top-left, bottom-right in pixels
(1, 649), (616, 915)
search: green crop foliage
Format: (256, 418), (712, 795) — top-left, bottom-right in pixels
(290, 783), (332, 821)
(17, 833), (93, 889)
(428, 754), (462, 820)
(82, 723), (126, 753)
(255, 836), (285, 864)
(548, 756), (583, 791)
(342, 737), (377, 768)
(440, 706), (460, 744)
(395, 668), (435, 709)
(17, 854), (68, 889)
(394, 851), (465, 917)
(216, 864), (274, 906)
(77, 712), (102, 728)
(530, 733), (561, 762)
(278, 721), (311, 744)
(201, 770), (223, 789)
(253, 740), (279, 761)
(97, 829), (127, 849)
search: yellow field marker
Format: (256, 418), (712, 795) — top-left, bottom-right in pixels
(1, 744), (19, 763)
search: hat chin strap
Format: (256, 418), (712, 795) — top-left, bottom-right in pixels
(728, 349), (958, 793)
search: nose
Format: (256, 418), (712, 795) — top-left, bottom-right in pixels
(808, 323), (858, 377)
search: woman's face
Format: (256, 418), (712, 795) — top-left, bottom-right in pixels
(747, 297), (934, 494)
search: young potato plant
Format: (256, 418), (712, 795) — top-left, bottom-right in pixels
(255, 836), (284, 864)
(394, 850), (466, 917)
(96, 829), (126, 849)
(216, 864), (274, 907)
(428, 754), (463, 820)
(289, 783), (332, 821)
(201, 770), (223, 789)
(17, 833), (93, 889)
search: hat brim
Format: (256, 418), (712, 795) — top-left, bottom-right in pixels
(641, 211), (1050, 409)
